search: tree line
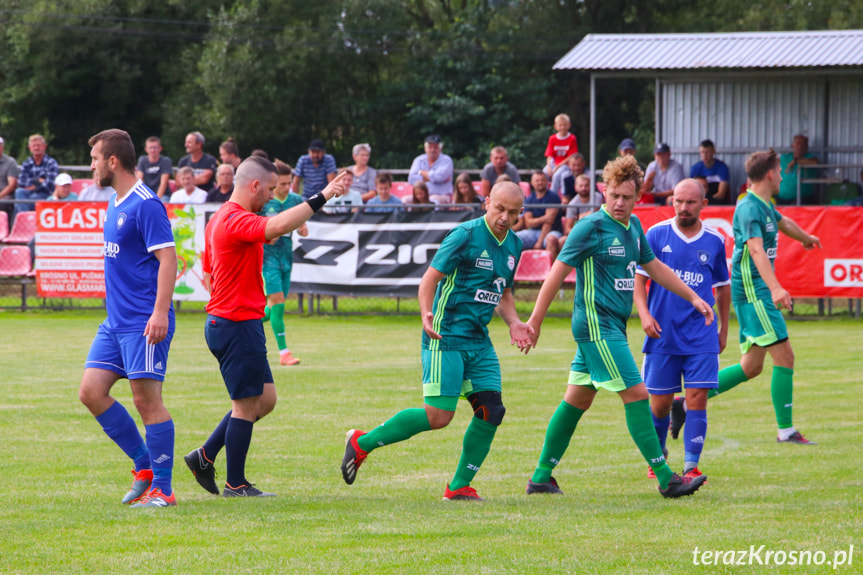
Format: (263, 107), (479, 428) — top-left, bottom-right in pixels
(1, 0), (859, 171)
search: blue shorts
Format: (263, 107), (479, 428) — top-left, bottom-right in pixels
(85, 323), (173, 381)
(641, 352), (719, 395)
(205, 315), (273, 400)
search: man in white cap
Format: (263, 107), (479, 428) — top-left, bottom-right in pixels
(48, 174), (78, 201)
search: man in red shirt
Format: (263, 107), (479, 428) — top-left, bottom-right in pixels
(185, 156), (348, 497)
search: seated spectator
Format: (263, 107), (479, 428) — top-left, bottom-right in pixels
(178, 131), (218, 192)
(562, 174), (604, 240)
(79, 177), (115, 202)
(642, 143), (684, 205)
(778, 134), (819, 205)
(206, 164), (235, 203)
(219, 138), (242, 170)
(552, 152), (586, 200)
(14, 134), (59, 216)
(452, 173), (484, 210)
(135, 136), (172, 198)
(348, 143), (378, 203)
(0, 136), (19, 219)
(48, 174), (77, 201)
(408, 181), (434, 213)
(618, 138), (637, 158)
(515, 171), (563, 259)
(690, 139), (730, 204)
(293, 139), (337, 200)
(170, 167), (208, 203)
(366, 172), (403, 213)
(324, 168), (363, 213)
(544, 113), (578, 177)
(480, 146), (520, 197)
(408, 134), (453, 204)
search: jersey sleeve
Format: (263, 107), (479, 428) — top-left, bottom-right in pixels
(544, 136), (555, 159)
(430, 226), (470, 275)
(139, 198), (176, 252)
(202, 219), (213, 275)
(636, 225), (660, 276)
(557, 218), (597, 268)
(737, 202), (763, 243)
(225, 209), (268, 244)
(711, 236), (730, 286)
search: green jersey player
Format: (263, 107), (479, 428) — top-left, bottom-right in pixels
(341, 182), (533, 501)
(524, 155), (715, 499)
(672, 149), (821, 445)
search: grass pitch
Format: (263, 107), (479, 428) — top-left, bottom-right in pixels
(1, 310), (860, 574)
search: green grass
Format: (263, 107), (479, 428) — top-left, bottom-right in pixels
(1, 310), (861, 574)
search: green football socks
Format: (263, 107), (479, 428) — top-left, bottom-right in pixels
(449, 418), (497, 490)
(531, 401), (585, 484)
(269, 303), (286, 351)
(625, 399), (673, 490)
(357, 408), (432, 453)
(709, 364), (748, 399)
(771, 366), (794, 429)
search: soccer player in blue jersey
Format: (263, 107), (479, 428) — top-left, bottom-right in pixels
(633, 179), (730, 480)
(78, 129), (179, 508)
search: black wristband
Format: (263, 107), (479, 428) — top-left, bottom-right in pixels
(306, 192), (326, 213)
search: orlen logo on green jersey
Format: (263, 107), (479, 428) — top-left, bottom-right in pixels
(614, 261), (637, 291)
(474, 290), (502, 305)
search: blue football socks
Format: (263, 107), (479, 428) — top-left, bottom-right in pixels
(95, 401), (150, 471)
(145, 419), (175, 496)
(684, 409), (708, 472)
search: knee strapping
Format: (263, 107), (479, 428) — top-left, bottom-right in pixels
(468, 391), (506, 426)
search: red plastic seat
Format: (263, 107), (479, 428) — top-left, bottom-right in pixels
(71, 179), (94, 194)
(471, 180), (482, 192)
(519, 182), (531, 196)
(3, 211), (37, 244)
(0, 245), (32, 276)
(0, 211), (8, 241)
(514, 250), (552, 283)
(390, 181), (414, 199)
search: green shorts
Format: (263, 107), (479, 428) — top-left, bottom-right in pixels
(735, 299), (788, 354)
(263, 265), (292, 297)
(569, 339), (643, 393)
(421, 345), (501, 398)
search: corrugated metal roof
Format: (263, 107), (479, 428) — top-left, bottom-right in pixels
(554, 30), (863, 71)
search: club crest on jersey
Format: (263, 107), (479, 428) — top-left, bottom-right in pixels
(698, 250), (711, 265)
(475, 257), (493, 270)
(117, 213), (127, 227)
(507, 255), (515, 270)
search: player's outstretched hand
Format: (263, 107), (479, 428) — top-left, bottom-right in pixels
(802, 234), (821, 250)
(509, 322), (535, 354)
(144, 311), (169, 344)
(771, 286), (792, 311)
(321, 170), (351, 200)
(692, 297), (715, 326)
(640, 312), (662, 339)
(422, 311), (441, 340)
(526, 319), (541, 351)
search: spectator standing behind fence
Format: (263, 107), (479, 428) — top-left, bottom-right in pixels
(348, 143), (378, 203)
(178, 131), (218, 192)
(207, 164), (235, 203)
(366, 172), (403, 213)
(552, 152), (586, 201)
(777, 134), (819, 205)
(642, 143), (685, 205)
(516, 171), (563, 259)
(135, 137), (172, 200)
(170, 167), (208, 203)
(14, 134), (59, 217)
(293, 139), (337, 200)
(480, 146), (520, 197)
(453, 173), (484, 209)
(544, 114), (578, 177)
(408, 134), (454, 204)
(48, 174), (77, 201)
(219, 138), (242, 170)
(0, 136), (19, 219)
(690, 139), (730, 205)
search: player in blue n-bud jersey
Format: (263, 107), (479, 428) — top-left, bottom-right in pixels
(78, 129), (179, 508)
(634, 179), (731, 481)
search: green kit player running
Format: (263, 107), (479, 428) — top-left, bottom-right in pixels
(525, 155), (715, 499)
(341, 182), (533, 501)
(672, 149), (821, 444)
(262, 160), (307, 366)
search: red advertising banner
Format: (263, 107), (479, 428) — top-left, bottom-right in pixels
(35, 202), (107, 298)
(634, 206), (863, 298)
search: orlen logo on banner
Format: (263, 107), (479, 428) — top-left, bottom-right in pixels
(824, 259), (863, 287)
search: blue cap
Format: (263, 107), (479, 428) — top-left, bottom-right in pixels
(619, 138), (636, 152)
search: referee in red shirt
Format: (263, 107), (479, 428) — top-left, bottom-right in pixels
(185, 156), (348, 497)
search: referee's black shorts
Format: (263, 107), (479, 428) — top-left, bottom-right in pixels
(205, 314), (273, 400)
